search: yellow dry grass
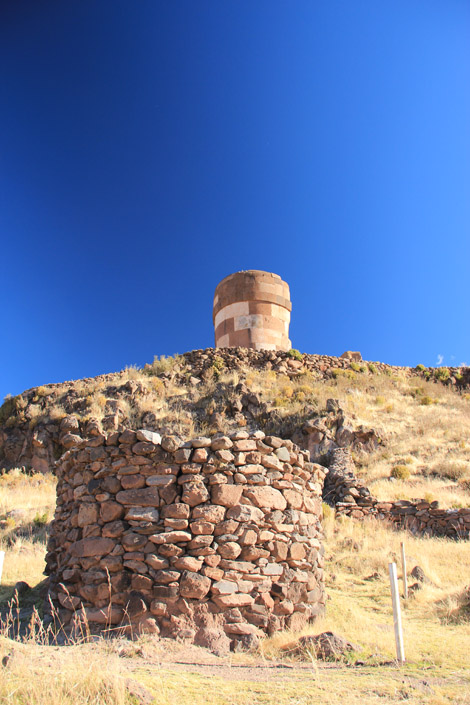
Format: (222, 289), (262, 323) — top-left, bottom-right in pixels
(1, 468), (469, 704)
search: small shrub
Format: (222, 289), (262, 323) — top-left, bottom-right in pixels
(151, 354), (181, 376)
(420, 395), (435, 406)
(368, 363), (378, 374)
(212, 356), (225, 376)
(415, 364), (426, 372)
(33, 511), (49, 526)
(433, 461), (469, 481)
(375, 395), (386, 406)
(332, 369), (355, 380)
(0, 395), (19, 423)
(36, 386), (52, 398)
(286, 349), (303, 361)
(390, 465), (411, 480)
(435, 367), (450, 382)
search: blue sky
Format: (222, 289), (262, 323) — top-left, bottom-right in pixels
(1, 1), (469, 400)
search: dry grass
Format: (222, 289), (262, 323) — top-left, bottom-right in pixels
(0, 638), (132, 705)
(1, 467), (470, 703)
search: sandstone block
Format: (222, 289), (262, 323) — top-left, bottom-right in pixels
(122, 533), (147, 550)
(173, 556), (203, 572)
(233, 440), (257, 451)
(70, 537), (115, 558)
(131, 574), (153, 592)
(243, 487), (287, 510)
(100, 502), (124, 523)
(202, 566), (224, 580)
(179, 570), (211, 599)
(120, 474), (146, 490)
(214, 594), (254, 608)
(211, 485), (243, 507)
(217, 542), (242, 559)
(211, 580), (238, 595)
(210, 436), (233, 451)
(77, 503), (99, 527)
(102, 520), (126, 538)
(182, 482), (210, 506)
(161, 503), (190, 519)
(289, 542), (307, 560)
(224, 622), (262, 636)
(145, 476), (176, 487)
(275, 446), (291, 462)
(215, 449), (235, 463)
(125, 507), (160, 522)
(150, 600), (167, 616)
(262, 563), (284, 576)
(190, 520), (215, 535)
(149, 531), (191, 544)
(161, 436), (181, 452)
(116, 488), (160, 506)
(192, 504), (226, 523)
(84, 605), (123, 624)
(226, 505), (264, 523)
(145, 555), (169, 570)
(136, 429), (162, 445)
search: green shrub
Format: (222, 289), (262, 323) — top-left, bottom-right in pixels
(416, 364), (426, 372)
(33, 511), (49, 526)
(287, 349), (303, 361)
(390, 465), (411, 480)
(212, 356), (225, 372)
(368, 363), (378, 374)
(332, 369), (356, 380)
(435, 367), (450, 382)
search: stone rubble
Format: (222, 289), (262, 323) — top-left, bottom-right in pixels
(325, 447), (470, 539)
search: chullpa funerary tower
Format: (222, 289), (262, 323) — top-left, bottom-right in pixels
(213, 270), (292, 351)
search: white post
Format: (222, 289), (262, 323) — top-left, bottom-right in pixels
(0, 551), (5, 585)
(400, 541), (408, 599)
(389, 562), (405, 664)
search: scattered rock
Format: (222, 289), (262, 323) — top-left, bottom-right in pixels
(13, 581), (30, 596)
(410, 566), (433, 585)
(293, 632), (357, 661)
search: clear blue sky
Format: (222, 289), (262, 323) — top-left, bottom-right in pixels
(1, 1), (469, 400)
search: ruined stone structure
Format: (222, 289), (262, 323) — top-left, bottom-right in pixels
(325, 448), (470, 539)
(213, 270), (292, 351)
(46, 428), (326, 644)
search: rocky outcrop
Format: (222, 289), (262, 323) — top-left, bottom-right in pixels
(46, 428), (326, 645)
(1, 347), (467, 473)
(294, 400), (381, 463)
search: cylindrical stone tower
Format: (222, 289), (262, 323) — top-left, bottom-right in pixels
(213, 270), (292, 351)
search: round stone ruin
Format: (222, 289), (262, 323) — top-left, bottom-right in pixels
(46, 428), (326, 648)
(213, 270), (292, 352)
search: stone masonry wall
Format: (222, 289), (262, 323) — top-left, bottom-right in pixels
(326, 448), (470, 539)
(45, 429), (326, 646)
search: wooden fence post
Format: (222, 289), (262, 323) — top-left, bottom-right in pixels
(389, 561), (405, 664)
(400, 541), (408, 599)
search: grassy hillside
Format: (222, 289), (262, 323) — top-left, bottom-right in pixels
(1, 348), (469, 703)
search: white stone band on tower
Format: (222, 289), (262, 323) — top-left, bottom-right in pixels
(213, 270), (292, 351)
